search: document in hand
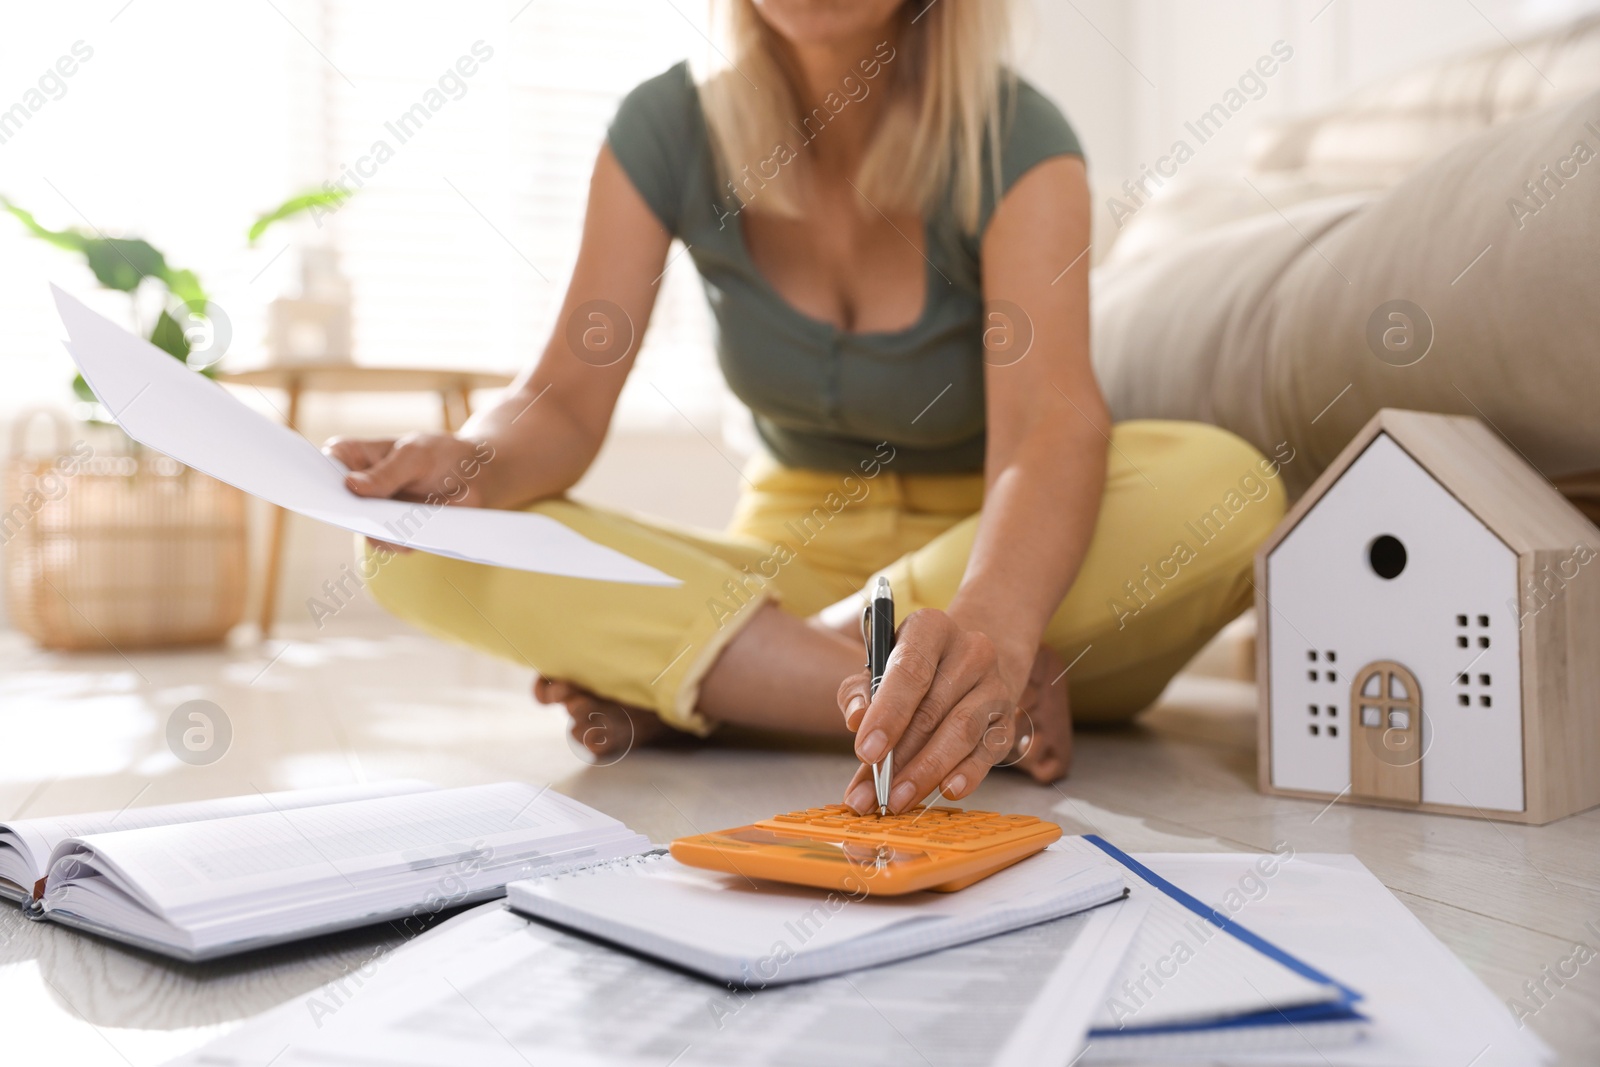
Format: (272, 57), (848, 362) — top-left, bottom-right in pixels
(507, 841), (1128, 985)
(51, 285), (677, 585)
(24, 782), (652, 960)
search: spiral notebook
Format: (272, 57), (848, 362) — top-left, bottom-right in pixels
(505, 841), (1127, 986)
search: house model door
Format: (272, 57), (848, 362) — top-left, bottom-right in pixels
(1350, 660), (1422, 804)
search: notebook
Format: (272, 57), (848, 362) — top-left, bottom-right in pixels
(14, 782), (652, 961)
(506, 840), (1127, 985)
(1063, 836), (1368, 1059)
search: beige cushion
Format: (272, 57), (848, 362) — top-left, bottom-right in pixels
(1097, 173), (1384, 271)
(1250, 14), (1600, 180)
(1093, 89), (1600, 497)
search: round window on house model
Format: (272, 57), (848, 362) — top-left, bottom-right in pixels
(1367, 534), (1407, 579)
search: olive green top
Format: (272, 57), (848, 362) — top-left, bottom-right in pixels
(607, 62), (1082, 473)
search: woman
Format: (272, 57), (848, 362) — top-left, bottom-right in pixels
(327, 0), (1285, 814)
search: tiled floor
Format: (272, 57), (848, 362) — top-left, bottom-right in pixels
(0, 620), (1596, 1064)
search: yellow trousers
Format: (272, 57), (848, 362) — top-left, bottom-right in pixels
(365, 421), (1287, 735)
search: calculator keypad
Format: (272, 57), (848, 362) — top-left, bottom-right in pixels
(756, 804), (1049, 852)
(673, 804), (1061, 895)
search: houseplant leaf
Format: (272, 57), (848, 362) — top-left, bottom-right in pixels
(147, 308), (192, 361)
(248, 187), (353, 245)
(5, 199), (203, 299)
(1, 198), (87, 252)
(161, 267), (208, 309)
(81, 236), (169, 292)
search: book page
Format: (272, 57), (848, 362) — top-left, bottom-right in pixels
(0, 780), (434, 896)
(46, 783), (643, 919)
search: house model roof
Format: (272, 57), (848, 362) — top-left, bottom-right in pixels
(1262, 408), (1599, 560)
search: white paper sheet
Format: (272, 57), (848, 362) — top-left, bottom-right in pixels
(168, 895), (1145, 1067)
(53, 285), (677, 585)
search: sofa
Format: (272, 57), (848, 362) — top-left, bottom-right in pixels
(1090, 14), (1600, 519)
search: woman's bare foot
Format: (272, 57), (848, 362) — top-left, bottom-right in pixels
(532, 676), (673, 764)
(1004, 646), (1073, 783)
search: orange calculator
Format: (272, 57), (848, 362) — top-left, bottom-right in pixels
(669, 804), (1062, 896)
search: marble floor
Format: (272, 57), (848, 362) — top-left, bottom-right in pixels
(0, 619), (1595, 1065)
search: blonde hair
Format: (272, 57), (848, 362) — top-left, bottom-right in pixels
(698, 0), (1013, 235)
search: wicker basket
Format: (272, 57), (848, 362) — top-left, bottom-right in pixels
(4, 410), (248, 650)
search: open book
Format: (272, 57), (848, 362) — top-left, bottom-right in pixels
(6, 782), (651, 961)
(0, 780), (433, 903)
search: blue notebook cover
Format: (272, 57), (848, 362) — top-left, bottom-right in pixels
(1082, 835), (1365, 1038)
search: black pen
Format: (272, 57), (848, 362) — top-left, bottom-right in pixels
(866, 576), (895, 816)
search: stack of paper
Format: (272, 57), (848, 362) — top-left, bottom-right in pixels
(170, 894), (1146, 1067)
(171, 836), (1551, 1066)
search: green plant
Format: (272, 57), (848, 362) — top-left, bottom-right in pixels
(2, 186), (353, 405)
(247, 188), (351, 245)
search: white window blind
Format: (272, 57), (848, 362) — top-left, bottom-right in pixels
(0, 2), (302, 420)
(0, 1), (726, 430)
(312, 0), (725, 426)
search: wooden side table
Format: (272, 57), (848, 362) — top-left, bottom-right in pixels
(217, 366), (515, 637)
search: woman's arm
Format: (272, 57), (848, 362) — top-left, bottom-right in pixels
(839, 156), (1104, 810)
(327, 145), (674, 508)
(948, 154), (1106, 693)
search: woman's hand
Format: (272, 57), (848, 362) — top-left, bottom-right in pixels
(836, 609), (1022, 814)
(325, 433), (495, 512)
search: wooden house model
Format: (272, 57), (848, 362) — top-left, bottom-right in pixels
(1256, 409), (1600, 824)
